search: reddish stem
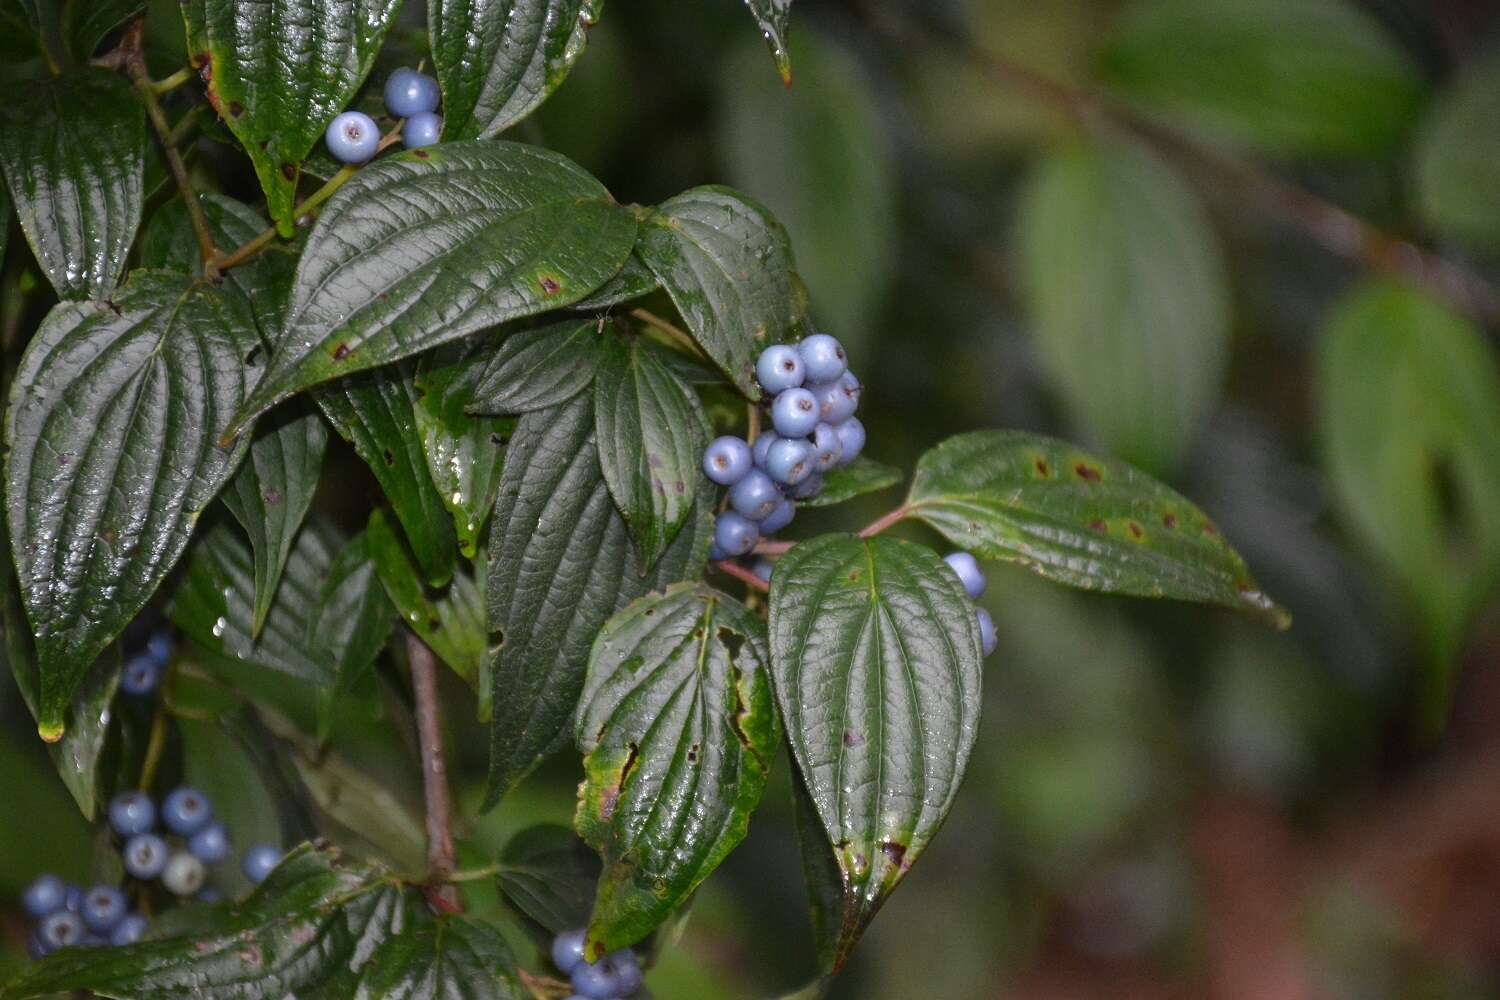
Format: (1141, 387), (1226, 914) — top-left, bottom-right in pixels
(859, 505), (910, 539)
(714, 559), (770, 593)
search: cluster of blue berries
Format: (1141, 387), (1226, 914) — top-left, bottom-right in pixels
(551, 928), (644, 999)
(706, 334), (865, 559)
(118, 628), (171, 697)
(20, 788), (285, 958)
(944, 551), (997, 656)
(325, 67), (441, 164)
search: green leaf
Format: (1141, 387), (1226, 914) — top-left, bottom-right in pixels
(178, 714), (307, 873)
(575, 583), (777, 953)
(903, 430), (1289, 627)
(318, 364), (458, 589)
(431, 0), (602, 141)
(353, 914), (522, 999)
(1317, 282), (1500, 724)
(1017, 140), (1229, 473)
(570, 252), (658, 312)
(593, 334), (709, 568)
(309, 531), (395, 742)
(495, 824), (601, 936)
(230, 142), (638, 432)
(635, 186), (805, 400)
(0, 67), (145, 300)
(2, 843), (406, 999)
(719, 31), (895, 342)
(222, 404), (329, 637)
(1099, 0), (1423, 155)
(799, 456), (901, 509)
(181, 0), (400, 234)
(469, 317), (605, 415)
(366, 509), (485, 691)
(62, 0), (143, 59)
(6, 272), (257, 738)
(1414, 47), (1500, 250)
(767, 534), (982, 972)
(170, 519), (340, 686)
(484, 391), (712, 806)
(741, 0), (793, 84)
(414, 341), (515, 559)
(139, 193), (263, 276)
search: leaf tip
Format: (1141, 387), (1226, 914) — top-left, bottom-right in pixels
(37, 719), (64, 743)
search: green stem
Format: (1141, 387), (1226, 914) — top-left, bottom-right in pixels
(631, 308), (706, 360)
(445, 863), (503, 883)
(165, 103), (208, 147)
(151, 66), (195, 95)
(137, 707), (169, 793)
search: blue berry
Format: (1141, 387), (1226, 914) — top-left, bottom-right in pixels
(770, 388), (819, 438)
(834, 417), (865, 465)
(144, 629), (172, 667)
(108, 791), (156, 837)
(161, 786), (212, 835)
(755, 344), (805, 393)
(702, 436), (753, 486)
(943, 552), (986, 600)
(188, 823), (230, 864)
(242, 844), (282, 884)
(119, 654), (161, 696)
(789, 472), (823, 500)
(751, 557), (774, 582)
(976, 607), (997, 656)
(728, 470), (782, 521)
(759, 498), (795, 535)
(809, 423), (843, 471)
(402, 111), (441, 149)
(763, 436), (814, 486)
(708, 541), (727, 562)
(110, 913), (147, 947)
(22, 874), (66, 918)
(37, 910), (85, 952)
(570, 957), (622, 999)
(713, 512), (758, 557)
(384, 68), (440, 118)
(605, 950), (643, 994)
(797, 333), (846, 383)
(325, 111), (380, 164)
(80, 885), (127, 934)
(63, 884), (83, 912)
(551, 928), (587, 975)
(123, 834), (168, 879)
(751, 431), (780, 470)
(810, 378), (857, 425)
(162, 852), (206, 896)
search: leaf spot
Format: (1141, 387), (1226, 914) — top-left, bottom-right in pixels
(539, 275), (561, 295)
(1088, 518), (1107, 534)
(1162, 513), (1178, 529)
(1127, 521), (1142, 539)
(1034, 458), (1050, 478)
(1074, 462), (1101, 482)
(280, 163), (295, 181)
(332, 343), (351, 361)
(843, 729), (863, 748)
(381, 449), (395, 466)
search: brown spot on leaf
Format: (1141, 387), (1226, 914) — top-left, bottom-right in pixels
(413, 149), (429, 159)
(1088, 519), (1107, 534)
(1203, 522), (1220, 537)
(1034, 458), (1050, 478)
(843, 729), (863, 748)
(539, 276), (561, 295)
(880, 841), (909, 870)
(1074, 462), (1101, 482)
(228, 101), (243, 117)
(1163, 513), (1178, 529)
(280, 163), (295, 181)
(262, 488), (282, 506)
(382, 449), (395, 466)
(332, 343), (351, 361)
(1127, 521), (1142, 539)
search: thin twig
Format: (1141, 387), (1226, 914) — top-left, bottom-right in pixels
(137, 707), (169, 793)
(754, 539), (794, 555)
(714, 559), (770, 593)
(877, 11), (1500, 327)
(151, 66), (195, 95)
(858, 504), (910, 539)
(165, 103), (209, 148)
(119, 18), (217, 275)
(630, 308), (707, 358)
(406, 631), (459, 907)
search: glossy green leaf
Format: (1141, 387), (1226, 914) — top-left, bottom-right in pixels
(353, 913), (522, 999)
(170, 519), (339, 686)
(6, 272), (257, 738)
(414, 341), (515, 558)
(1414, 48), (1500, 250)
(768, 534), (982, 972)
(431, 0), (602, 141)
(1017, 140), (1228, 473)
(0, 67), (145, 300)
(366, 508), (485, 690)
(635, 186), (805, 400)
(494, 824), (601, 936)
(139, 193), (262, 276)
(1100, 0), (1423, 155)
(799, 456), (901, 509)
(308, 531), (395, 742)
(229, 142), (638, 431)
(575, 583), (777, 953)
(2, 843), (407, 999)
(181, 0), (399, 234)
(468, 317), (605, 415)
(318, 364), (457, 588)
(484, 391), (712, 806)
(1318, 282), (1500, 722)
(222, 404), (328, 637)
(593, 335), (708, 568)
(742, 0), (793, 84)
(720, 31), (895, 341)
(62, 0), (143, 58)
(570, 252), (658, 312)
(904, 430), (1289, 627)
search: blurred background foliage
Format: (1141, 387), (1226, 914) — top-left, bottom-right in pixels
(5, 0), (1500, 996)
